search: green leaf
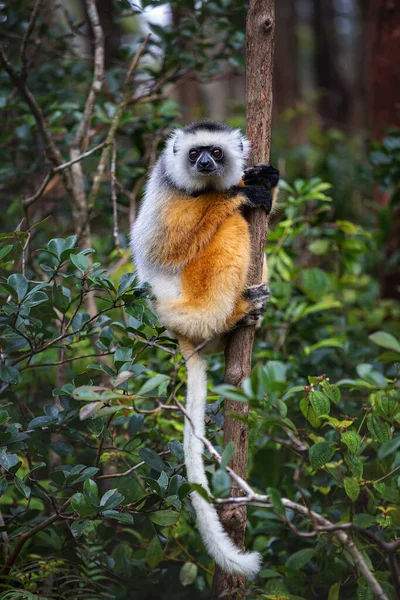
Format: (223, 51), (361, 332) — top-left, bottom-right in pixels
(128, 414), (144, 437)
(267, 487), (285, 516)
(300, 268), (331, 301)
(369, 331), (400, 353)
(259, 569), (281, 579)
(357, 583), (373, 600)
(117, 273), (137, 298)
(341, 431), (361, 455)
(356, 364), (387, 388)
(300, 397), (321, 428)
(150, 509), (179, 526)
(328, 582), (340, 600)
(14, 477), (31, 499)
(309, 441), (336, 470)
(220, 441), (235, 469)
(286, 548), (314, 570)
(0, 449), (19, 471)
(71, 493), (97, 517)
(212, 469), (231, 497)
(189, 483), (210, 502)
(102, 510), (133, 524)
(139, 448), (167, 472)
(71, 253), (89, 272)
(344, 477), (360, 501)
(0, 365), (19, 384)
(138, 374), (170, 396)
(321, 381), (341, 404)
(345, 453), (364, 479)
(367, 414), (391, 444)
(23, 290), (48, 308)
(84, 478), (98, 497)
(0, 244), (13, 261)
(213, 384), (248, 402)
(353, 514), (376, 528)
(310, 391), (330, 416)
(0, 410), (9, 425)
(168, 439), (184, 462)
(179, 562), (198, 586)
(378, 436), (400, 460)
(100, 488), (124, 509)
(7, 273), (28, 300)
(146, 534), (164, 568)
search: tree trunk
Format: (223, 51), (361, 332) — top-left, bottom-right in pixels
(211, 1), (276, 598)
(312, 0), (349, 128)
(273, 0), (304, 144)
(368, 0), (400, 299)
(368, 0), (400, 138)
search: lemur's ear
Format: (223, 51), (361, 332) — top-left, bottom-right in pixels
(173, 138), (178, 155)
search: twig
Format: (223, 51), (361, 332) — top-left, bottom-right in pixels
(20, 351), (113, 371)
(0, 499), (71, 576)
(95, 451), (171, 480)
(70, 0), (104, 150)
(111, 142), (120, 252)
(23, 142), (109, 208)
(86, 35), (151, 214)
(0, 48), (71, 184)
(20, 0), (42, 80)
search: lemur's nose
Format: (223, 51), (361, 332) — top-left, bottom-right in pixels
(198, 158), (211, 168)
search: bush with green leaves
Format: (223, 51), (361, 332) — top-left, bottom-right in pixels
(0, 176), (399, 600)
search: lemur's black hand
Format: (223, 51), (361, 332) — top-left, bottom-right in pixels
(243, 164), (279, 189)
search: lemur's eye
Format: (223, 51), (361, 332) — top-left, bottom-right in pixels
(212, 147), (223, 160)
(189, 149), (199, 161)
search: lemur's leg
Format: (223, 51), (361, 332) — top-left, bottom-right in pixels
(155, 213), (250, 343)
(226, 254), (270, 330)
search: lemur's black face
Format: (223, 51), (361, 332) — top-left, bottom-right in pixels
(188, 146), (224, 177)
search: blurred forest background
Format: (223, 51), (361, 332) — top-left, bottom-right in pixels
(0, 1), (399, 600)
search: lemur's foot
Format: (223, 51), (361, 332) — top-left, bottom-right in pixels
(244, 283), (270, 309)
(243, 164), (279, 189)
(237, 308), (265, 329)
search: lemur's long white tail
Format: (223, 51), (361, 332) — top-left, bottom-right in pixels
(183, 351), (261, 577)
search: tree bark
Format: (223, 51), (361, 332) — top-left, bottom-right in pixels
(211, 1), (275, 598)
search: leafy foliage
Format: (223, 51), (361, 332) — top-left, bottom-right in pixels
(0, 178), (399, 599)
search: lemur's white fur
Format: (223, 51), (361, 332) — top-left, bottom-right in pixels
(131, 123), (261, 577)
(165, 127), (250, 192)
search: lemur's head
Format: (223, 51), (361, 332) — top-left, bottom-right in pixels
(164, 121), (250, 193)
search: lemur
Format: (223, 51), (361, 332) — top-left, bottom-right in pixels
(131, 121), (279, 577)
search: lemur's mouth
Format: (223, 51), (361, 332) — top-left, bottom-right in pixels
(197, 167), (216, 174)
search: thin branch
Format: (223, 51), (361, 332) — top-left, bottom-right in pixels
(86, 35), (151, 214)
(20, 351), (113, 371)
(0, 44), (74, 199)
(70, 0), (104, 150)
(23, 142), (109, 208)
(0, 499), (71, 576)
(95, 451), (171, 480)
(111, 142), (120, 252)
(20, 0), (41, 80)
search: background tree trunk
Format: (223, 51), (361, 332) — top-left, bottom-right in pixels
(312, 0), (349, 128)
(211, 1), (276, 598)
(368, 0), (400, 299)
